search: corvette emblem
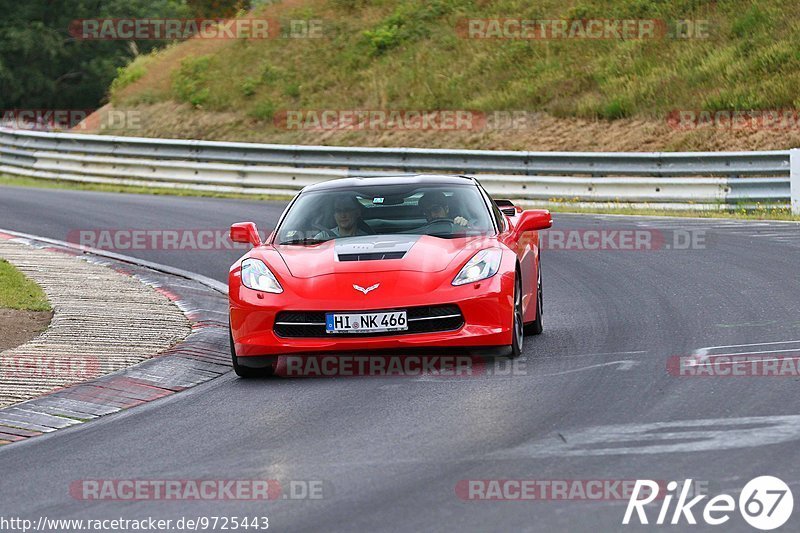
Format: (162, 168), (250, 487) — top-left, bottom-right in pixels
(353, 283), (380, 295)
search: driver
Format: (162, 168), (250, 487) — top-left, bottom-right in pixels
(418, 191), (468, 227)
(316, 195), (370, 239)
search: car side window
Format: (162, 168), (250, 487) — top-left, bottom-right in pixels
(477, 183), (505, 232)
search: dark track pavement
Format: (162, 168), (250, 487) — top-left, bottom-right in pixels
(1, 185), (800, 532)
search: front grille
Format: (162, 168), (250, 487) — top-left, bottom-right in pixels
(338, 252), (406, 262)
(274, 304), (463, 338)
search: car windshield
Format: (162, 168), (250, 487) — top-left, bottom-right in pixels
(276, 183), (494, 245)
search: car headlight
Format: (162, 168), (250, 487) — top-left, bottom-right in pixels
(241, 259), (283, 294)
(452, 248), (502, 286)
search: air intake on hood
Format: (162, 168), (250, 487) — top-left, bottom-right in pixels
(338, 251), (406, 262)
(335, 235), (419, 262)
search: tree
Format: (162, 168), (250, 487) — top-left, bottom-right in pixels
(186, 0), (251, 18)
(0, 0), (191, 110)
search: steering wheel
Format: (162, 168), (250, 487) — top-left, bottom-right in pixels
(357, 219), (376, 235)
(422, 218), (458, 234)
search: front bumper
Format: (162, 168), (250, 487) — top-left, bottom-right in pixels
(230, 271), (515, 358)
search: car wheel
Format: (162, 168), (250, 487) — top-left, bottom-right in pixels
(229, 327), (275, 378)
(524, 259), (544, 336)
(509, 273), (524, 358)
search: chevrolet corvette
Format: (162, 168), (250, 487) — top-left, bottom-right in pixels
(228, 175), (552, 377)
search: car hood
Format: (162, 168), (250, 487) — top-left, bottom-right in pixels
(274, 234), (490, 279)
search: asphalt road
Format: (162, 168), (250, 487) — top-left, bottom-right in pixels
(2, 185), (800, 532)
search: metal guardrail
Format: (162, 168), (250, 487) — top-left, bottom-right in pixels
(1, 127), (798, 212)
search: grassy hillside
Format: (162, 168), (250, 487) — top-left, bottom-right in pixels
(100, 0), (800, 151)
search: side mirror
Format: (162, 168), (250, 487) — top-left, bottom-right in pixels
(494, 199), (520, 216)
(230, 222), (262, 247)
(514, 210), (552, 234)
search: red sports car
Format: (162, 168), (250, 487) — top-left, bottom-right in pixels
(228, 175), (552, 377)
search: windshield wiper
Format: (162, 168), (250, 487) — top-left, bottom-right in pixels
(279, 237), (329, 246)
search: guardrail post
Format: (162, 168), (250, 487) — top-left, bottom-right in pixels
(792, 149), (800, 215)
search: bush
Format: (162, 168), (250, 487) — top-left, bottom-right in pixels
(601, 98), (630, 119)
(111, 63), (147, 94)
(363, 25), (405, 55)
(249, 100), (277, 121)
(284, 81), (301, 98)
(241, 77), (259, 97)
(361, 0), (459, 56)
(731, 5), (769, 38)
(172, 55), (213, 107)
(329, 0), (371, 12)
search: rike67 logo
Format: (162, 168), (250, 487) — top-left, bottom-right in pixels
(623, 476), (793, 530)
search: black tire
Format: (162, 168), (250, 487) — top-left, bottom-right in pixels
(524, 258), (544, 336)
(509, 273), (524, 358)
(229, 328), (275, 378)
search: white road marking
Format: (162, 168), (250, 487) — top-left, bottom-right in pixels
(491, 415), (800, 458)
(684, 343), (800, 368)
(533, 360), (640, 377)
(692, 340), (800, 365)
(542, 350), (647, 359)
(411, 359), (640, 382)
(690, 356), (800, 368)
(698, 347), (800, 358)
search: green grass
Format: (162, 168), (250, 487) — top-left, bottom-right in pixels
(0, 259), (51, 312)
(111, 0), (800, 123)
(544, 204), (800, 222)
(0, 175), (293, 202)
(109, 49), (164, 94)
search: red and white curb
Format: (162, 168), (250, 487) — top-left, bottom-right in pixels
(0, 237), (191, 408)
(0, 230), (231, 445)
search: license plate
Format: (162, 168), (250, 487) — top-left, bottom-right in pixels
(326, 311), (408, 334)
